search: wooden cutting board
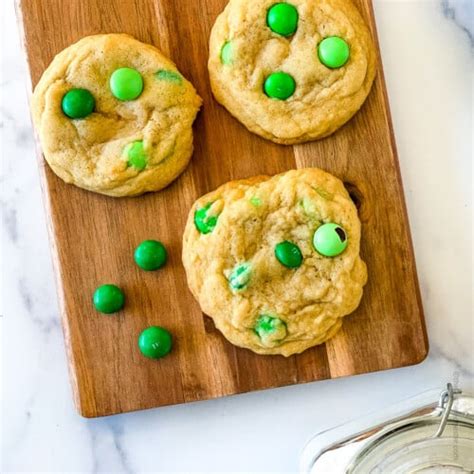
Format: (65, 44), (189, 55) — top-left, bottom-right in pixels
(17, 0), (427, 418)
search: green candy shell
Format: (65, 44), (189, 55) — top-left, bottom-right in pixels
(264, 72), (296, 100)
(318, 36), (350, 69)
(93, 284), (125, 314)
(267, 3), (298, 36)
(313, 223), (348, 257)
(134, 240), (167, 271)
(138, 326), (172, 359)
(110, 67), (144, 101)
(275, 241), (303, 268)
(61, 88), (95, 119)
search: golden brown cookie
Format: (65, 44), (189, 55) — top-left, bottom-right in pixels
(182, 168), (367, 356)
(32, 34), (202, 197)
(208, 0), (376, 144)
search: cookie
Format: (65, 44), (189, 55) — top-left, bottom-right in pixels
(182, 168), (367, 356)
(32, 34), (202, 197)
(208, 0), (376, 144)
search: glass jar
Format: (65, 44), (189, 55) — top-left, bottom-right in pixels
(300, 384), (474, 473)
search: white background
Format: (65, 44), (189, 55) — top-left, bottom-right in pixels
(1, 0), (472, 471)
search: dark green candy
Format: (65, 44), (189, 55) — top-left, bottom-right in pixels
(138, 326), (172, 359)
(134, 240), (167, 271)
(264, 72), (296, 100)
(275, 241), (303, 268)
(61, 88), (95, 119)
(267, 3), (298, 36)
(93, 284), (125, 314)
(194, 203), (218, 234)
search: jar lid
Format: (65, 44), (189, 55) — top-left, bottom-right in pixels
(301, 384), (474, 473)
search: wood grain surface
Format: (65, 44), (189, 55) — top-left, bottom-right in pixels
(17, 0), (428, 417)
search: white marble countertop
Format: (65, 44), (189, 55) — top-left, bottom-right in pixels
(1, 0), (472, 472)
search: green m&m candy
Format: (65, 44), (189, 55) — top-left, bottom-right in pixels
(123, 140), (147, 170)
(228, 262), (252, 290)
(110, 67), (144, 101)
(318, 36), (350, 69)
(138, 326), (172, 359)
(264, 72), (296, 100)
(255, 314), (287, 346)
(313, 223), (348, 257)
(267, 3), (298, 36)
(93, 284), (125, 314)
(220, 41), (233, 65)
(275, 240), (303, 268)
(61, 88), (95, 119)
(134, 240), (167, 271)
(194, 203), (219, 234)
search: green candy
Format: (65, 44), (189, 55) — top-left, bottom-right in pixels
(275, 241), (303, 268)
(93, 284), (125, 314)
(318, 36), (350, 69)
(220, 41), (232, 65)
(110, 67), (144, 101)
(250, 196), (262, 207)
(134, 240), (167, 271)
(313, 223), (348, 257)
(267, 3), (298, 36)
(264, 72), (296, 100)
(194, 203), (218, 234)
(228, 262), (252, 290)
(123, 140), (147, 170)
(154, 69), (182, 83)
(138, 326), (172, 359)
(255, 315), (287, 346)
(61, 88), (95, 119)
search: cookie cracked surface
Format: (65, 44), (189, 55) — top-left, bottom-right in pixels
(32, 34), (202, 197)
(208, 0), (376, 144)
(182, 168), (367, 356)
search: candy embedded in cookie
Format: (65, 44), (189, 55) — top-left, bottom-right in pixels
(182, 168), (368, 356)
(32, 34), (202, 197)
(208, 0), (377, 144)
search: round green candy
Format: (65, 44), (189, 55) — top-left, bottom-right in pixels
(61, 88), (95, 119)
(267, 3), (298, 36)
(264, 72), (296, 100)
(275, 240), (303, 268)
(124, 140), (147, 170)
(318, 36), (350, 69)
(313, 223), (348, 257)
(228, 262), (252, 290)
(93, 284), (125, 314)
(138, 326), (172, 359)
(221, 41), (232, 65)
(134, 240), (167, 271)
(194, 203), (218, 234)
(110, 67), (144, 101)
(255, 314), (287, 345)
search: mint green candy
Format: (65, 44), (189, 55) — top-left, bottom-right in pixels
(194, 203), (218, 234)
(154, 69), (182, 83)
(255, 315), (287, 346)
(123, 140), (147, 170)
(267, 3), (298, 36)
(313, 223), (348, 257)
(221, 41), (232, 65)
(264, 72), (296, 100)
(318, 36), (350, 69)
(228, 262), (251, 290)
(110, 67), (143, 101)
